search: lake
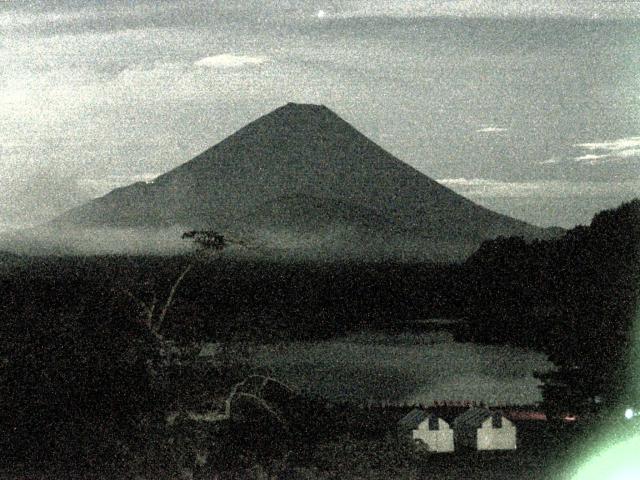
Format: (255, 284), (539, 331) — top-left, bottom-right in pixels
(253, 331), (554, 406)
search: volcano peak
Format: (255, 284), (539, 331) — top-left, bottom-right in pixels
(53, 103), (556, 259)
(281, 102), (328, 111)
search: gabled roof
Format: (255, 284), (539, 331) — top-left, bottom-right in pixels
(454, 408), (500, 429)
(398, 409), (441, 429)
(399, 409), (429, 428)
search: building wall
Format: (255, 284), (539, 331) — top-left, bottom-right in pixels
(454, 415), (517, 451)
(477, 416), (516, 450)
(411, 417), (454, 452)
(476, 426), (517, 450)
(412, 429), (454, 452)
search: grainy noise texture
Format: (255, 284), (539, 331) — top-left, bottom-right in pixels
(1, 3), (639, 480)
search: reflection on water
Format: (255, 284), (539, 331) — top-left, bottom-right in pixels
(254, 331), (554, 406)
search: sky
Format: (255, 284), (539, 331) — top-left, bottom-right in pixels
(1, 0), (639, 229)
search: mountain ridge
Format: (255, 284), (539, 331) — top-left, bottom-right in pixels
(51, 102), (560, 260)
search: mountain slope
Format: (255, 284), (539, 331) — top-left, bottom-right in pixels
(53, 103), (557, 260)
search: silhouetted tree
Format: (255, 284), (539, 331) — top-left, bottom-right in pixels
(116, 231), (242, 375)
(464, 200), (640, 413)
(542, 199), (640, 411)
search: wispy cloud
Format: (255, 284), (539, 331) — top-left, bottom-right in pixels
(615, 148), (640, 158)
(538, 157), (561, 165)
(439, 178), (541, 197)
(573, 153), (610, 162)
(576, 136), (640, 152)
(438, 177), (640, 198)
(573, 135), (640, 164)
(335, 1), (640, 20)
(194, 54), (268, 68)
(476, 126), (508, 133)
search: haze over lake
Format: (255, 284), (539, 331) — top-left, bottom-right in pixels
(253, 331), (553, 406)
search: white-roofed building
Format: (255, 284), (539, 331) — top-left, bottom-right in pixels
(453, 407), (516, 451)
(398, 408), (454, 452)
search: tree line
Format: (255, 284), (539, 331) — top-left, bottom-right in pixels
(0, 199), (637, 474)
(460, 199), (640, 415)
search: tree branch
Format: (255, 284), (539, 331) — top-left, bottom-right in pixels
(231, 392), (286, 425)
(224, 374), (296, 421)
(157, 262), (194, 330)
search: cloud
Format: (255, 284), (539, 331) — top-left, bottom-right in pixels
(438, 177), (640, 198)
(0, 225), (193, 256)
(573, 153), (610, 162)
(576, 136), (640, 152)
(573, 135), (640, 164)
(194, 54), (268, 68)
(0, 169), (92, 224)
(334, 1), (640, 20)
(439, 178), (542, 197)
(476, 126), (508, 133)
(616, 148), (640, 158)
(538, 158), (561, 165)
(0, 171), (163, 227)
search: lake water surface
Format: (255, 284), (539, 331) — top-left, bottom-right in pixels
(253, 331), (554, 406)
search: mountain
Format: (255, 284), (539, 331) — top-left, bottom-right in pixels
(52, 103), (558, 260)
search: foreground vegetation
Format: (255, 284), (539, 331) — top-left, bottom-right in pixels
(0, 200), (638, 478)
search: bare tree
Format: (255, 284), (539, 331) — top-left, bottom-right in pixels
(115, 231), (302, 478)
(117, 231), (240, 372)
(224, 374), (296, 425)
(120, 231), (298, 429)
(119, 263), (194, 345)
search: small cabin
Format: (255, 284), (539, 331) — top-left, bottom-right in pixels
(398, 409), (454, 452)
(453, 408), (516, 451)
